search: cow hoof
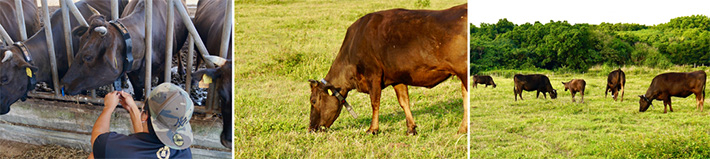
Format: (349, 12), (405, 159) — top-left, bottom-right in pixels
(366, 129), (379, 135)
(406, 128), (417, 136)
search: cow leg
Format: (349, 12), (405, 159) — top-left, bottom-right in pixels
(605, 86), (609, 98)
(662, 98), (671, 113)
(571, 91), (576, 103)
(366, 81), (383, 135)
(543, 92), (547, 99)
(127, 71), (145, 100)
(580, 90), (585, 103)
(697, 92), (705, 111)
(613, 89), (618, 101)
(459, 83), (468, 134)
(536, 91), (540, 98)
(393, 84), (417, 135)
(514, 86), (519, 101)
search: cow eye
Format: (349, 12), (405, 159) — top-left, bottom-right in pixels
(84, 55), (93, 62)
(0, 76), (7, 84)
(311, 99), (316, 105)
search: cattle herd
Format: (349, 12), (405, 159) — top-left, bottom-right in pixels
(475, 68), (708, 113)
(0, 0), (232, 148)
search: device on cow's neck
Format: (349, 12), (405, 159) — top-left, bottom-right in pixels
(108, 21), (133, 91)
(320, 78), (358, 118)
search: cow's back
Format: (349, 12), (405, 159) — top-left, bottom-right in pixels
(649, 71), (706, 97)
(339, 4), (467, 88)
(0, 0), (40, 42)
(194, 0), (232, 59)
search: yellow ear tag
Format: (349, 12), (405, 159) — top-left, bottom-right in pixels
(25, 67), (32, 77)
(327, 89), (333, 95)
(198, 74), (212, 88)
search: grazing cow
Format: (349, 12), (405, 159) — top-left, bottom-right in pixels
(191, 57), (231, 148)
(0, 0), (41, 42)
(514, 74), (557, 101)
(606, 69), (626, 101)
(562, 79), (585, 103)
(308, 4), (468, 135)
(193, 0), (232, 61)
(473, 75), (496, 88)
(0, 0), (128, 115)
(62, 0), (188, 99)
(638, 71), (706, 113)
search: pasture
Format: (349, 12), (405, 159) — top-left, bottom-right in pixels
(235, 0), (467, 158)
(471, 65), (710, 158)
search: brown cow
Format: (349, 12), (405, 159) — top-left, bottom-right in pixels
(606, 69), (626, 101)
(562, 79), (585, 103)
(639, 71), (706, 113)
(473, 75), (496, 88)
(62, 0), (188, 99)
(308, 4), (468, 135)
(0, 0), (128, 115)
(514, 74), (557, 101)
(0, 0), (41, 42)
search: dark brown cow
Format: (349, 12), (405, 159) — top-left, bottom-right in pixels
(606, 69), (626, 101)
(514, 74), (557, 101)
(0, 0), (40, 42)
(191, 58), (231, 148)
(308, 4), (468, 135)
(638, 71), (706, 113)
(0, 0), (128, 115)
(473, 75), (496, 88)
(62, 0), (188, 99)
(193, 0), (232, 61)
(562, 79), (585, 103)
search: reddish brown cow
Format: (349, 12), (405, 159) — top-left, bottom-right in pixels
(308, 4), (468, 135)
(562, 79), (585, 103)
(473, 75), (496, 88)
(514, 74), (557, 101)
(606, 69), (626, 101)
(639, 71), (706, 113)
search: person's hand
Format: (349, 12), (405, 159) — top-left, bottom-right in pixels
(118, 91), (138, 113)
(103, 91), (120, 111)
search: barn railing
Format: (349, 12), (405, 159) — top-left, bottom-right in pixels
(2, 0), (231, 114)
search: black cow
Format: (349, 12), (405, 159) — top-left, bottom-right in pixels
(514, 74), (557, 101)
(308, 4), (468, 135)
(191, 57), (230, 148)
(639, 71), (706, 113)
(606, 69), (626, 101)
(62, 0), (188, 99)
(473, 75), (496, 88)
(0, 0), (40, 42)
(0, 0), (128, 115)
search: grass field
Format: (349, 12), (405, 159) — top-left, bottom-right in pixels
(471, 65), (710, 158)
(235, 0), (468, 158)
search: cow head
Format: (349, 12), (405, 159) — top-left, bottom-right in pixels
(307, 79), (343, 132)
(562, 82), (569, 91)
(61, 15), (124, 95)
(0, 50), (38, 114)
(190, 57), (232, 148)
(638, 95), (653, 112)
(550, 89), (557, 99)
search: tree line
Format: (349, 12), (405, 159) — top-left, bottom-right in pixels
(470, 15), (710, 74)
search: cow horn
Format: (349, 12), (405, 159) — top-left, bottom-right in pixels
(94, 26), (107, 36)
(204, 55), (227, 67)
(2, 50), (11, 62)
(87, 3), (100, 16)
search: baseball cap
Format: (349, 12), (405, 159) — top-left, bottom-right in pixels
(147, 83), (194, 150)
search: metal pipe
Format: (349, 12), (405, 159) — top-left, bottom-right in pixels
(41, 0), (60, 97)
(66, 0), (89, 27)
(185, 34), (194, 94)
(219, 0), (233, 58)
(164, 0), (174, 83)
(0, 23), (14, 45)
(144, 0), (153, 96)
(28, 92), (211, 113)
(111, 0), (119, 20)
(61, 0), (73, 65)
(173, 0), (214, 68)
(14, 0), (26, 40)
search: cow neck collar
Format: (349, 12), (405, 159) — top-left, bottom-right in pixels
(12, 42), (36, 101)
(320, 78), (358, 119)
(108, 20), (133, 91)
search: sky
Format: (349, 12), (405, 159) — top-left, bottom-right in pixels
(469, 0), (710, 26)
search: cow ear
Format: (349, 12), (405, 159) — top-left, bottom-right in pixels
(308, 79), (319, 89)
(191, 68), (218, 86)
(72, 26), (89, 37)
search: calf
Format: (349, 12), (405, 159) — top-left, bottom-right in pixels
(562, 79), (585, 103)
(606, 69), (626, 101)
(639, 71), (706, 113)
(514, 74), (557, 101)
(473, 75), (496, 88)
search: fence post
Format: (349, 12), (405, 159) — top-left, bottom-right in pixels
(111, 0), (119, 20)
(186, 35), (194, 94)
(61, 0), (73, 65)
(0, 23), (14, 45)
(14, 0), (27, 40)
(219, 0), (233, 58)
(144, 0), (153, 96)
(165, 0), (174, 83)
(40, 0), (60, 97)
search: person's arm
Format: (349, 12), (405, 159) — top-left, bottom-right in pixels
(119, 91), (142, 133)
(91, 92), (120, 150)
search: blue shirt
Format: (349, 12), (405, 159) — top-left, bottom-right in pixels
(93, 132), (192, 158)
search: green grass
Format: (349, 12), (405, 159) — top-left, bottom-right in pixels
(235, 0), (467, 158)
(471, 65), (710, 158)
